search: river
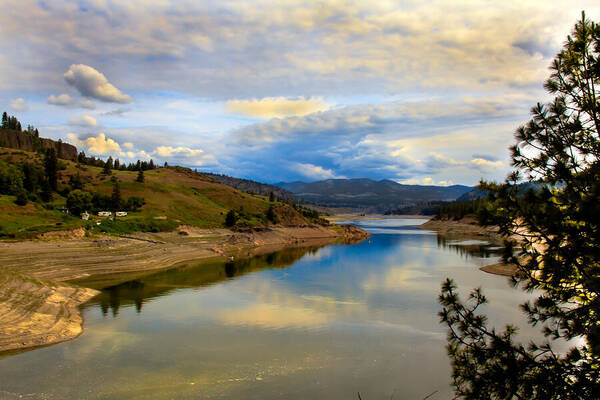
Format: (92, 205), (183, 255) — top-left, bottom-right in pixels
(0, 218), (539, 399)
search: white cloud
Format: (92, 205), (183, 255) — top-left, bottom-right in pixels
(80, 99), (96, 109)
(68, 114), (98, 127)
(293, 162), (344, 180)
(470, 157), (503, 168)
(10, 98), (27, 111)
(122, 142), (134, 150)
(64, 64), (132, 104)
(47, 93), (74, 106)
(48, 94), (95, 109)
(68, 133), (121, 156)
(154, 146), (204, 158)
(226, 97), (330, 119)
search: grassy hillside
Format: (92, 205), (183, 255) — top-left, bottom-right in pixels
(0, 147), (317, 239)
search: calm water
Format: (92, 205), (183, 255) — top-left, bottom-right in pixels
(0, 219), (540, 399)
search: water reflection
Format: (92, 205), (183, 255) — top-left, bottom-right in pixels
(0, 219), (540, 400)
(435, 233), (504, 259)
(87, 246), (327, 317)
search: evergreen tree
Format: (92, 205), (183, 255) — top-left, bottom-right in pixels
(439, 13), (600, 399)
(136, 168), (144, 183)
(1, 112), (7, 129)
(224, 210), (238, 227)
(110, 177), (122, 211)
(43, 148), (58, 191)
(103, 157), (113, 175)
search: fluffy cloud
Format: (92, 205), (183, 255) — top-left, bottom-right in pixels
(47, 94), (96, 109)
(470, 158), (503, 168)
(10, 97), (27, 111)
(153, 145), (214, 166)
(68, 115), (98, 127)
(68, 133), (121, 156)
(293, 163), (344, 180)
(47, 93), (74, 106)
(80, 99), (96, 109)
(64, 64), (132, 104)
(226, 97), (330, 119)
(154, 146), (204, 158)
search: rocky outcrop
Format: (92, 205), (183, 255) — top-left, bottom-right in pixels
(0, 129), (77, 161)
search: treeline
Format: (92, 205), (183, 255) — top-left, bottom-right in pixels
(224, 194), (328, 228)
(0, 148), (60, 205)
(1, 111), (39, 137)
(77, 152), (158, 172)
(435, 198), (487, 220)
(0, 147), (145, 215)
(385, 201), (448, 216)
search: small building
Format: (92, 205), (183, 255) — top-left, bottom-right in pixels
(98, 211), (112, 217)
(115, 211), (128, 217)
(81, 211), (89, 220)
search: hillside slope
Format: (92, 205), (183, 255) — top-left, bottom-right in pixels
(203, 172), (303, 204)
(0, 147), (316, 238)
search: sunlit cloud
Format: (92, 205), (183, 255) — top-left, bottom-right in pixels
(68, 114), (98, 127)
(10, 97), (27, 111)
(226, 97), (330, 119)
(67, 133), (121, 156)
(47, 93), (74, 106)
(154, 146), (204, 158)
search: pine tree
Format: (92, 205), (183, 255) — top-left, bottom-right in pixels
(111, 177), (122, 212)
(136, 169), (144, 183)
(103, 157), (113, 175)
(43, 148), (58, 191)
(439, 13), (600, 399)
(1, 112), (7, 129)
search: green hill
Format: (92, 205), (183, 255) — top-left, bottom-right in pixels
(0, 147), (320, 239)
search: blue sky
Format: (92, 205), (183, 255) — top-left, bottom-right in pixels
(1, 0), (598, 185)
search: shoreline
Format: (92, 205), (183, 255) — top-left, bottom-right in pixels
(0, 224), (369, 354)
(420, 217), (519, 277)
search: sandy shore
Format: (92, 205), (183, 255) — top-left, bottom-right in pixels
(0, 224), (369, 353)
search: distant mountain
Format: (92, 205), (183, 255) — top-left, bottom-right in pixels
(203, 173), (303, 204)
(456, 188), (486, 201)
(276, 178), (474, 212)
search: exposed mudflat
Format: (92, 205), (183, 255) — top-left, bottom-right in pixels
(0, 269), (98, 353)
(0, 224), (369, 353)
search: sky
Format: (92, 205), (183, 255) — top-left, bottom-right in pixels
(1, 0), (599, 185)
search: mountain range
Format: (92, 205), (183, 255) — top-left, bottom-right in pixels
(276, 179), (474, 212)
